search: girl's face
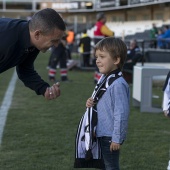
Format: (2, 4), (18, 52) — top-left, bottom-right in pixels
(95, 49), (120, 75)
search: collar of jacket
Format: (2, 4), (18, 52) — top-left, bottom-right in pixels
(82, 33), (88, 38)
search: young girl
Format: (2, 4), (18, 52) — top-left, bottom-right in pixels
(74, 37), (130, 170)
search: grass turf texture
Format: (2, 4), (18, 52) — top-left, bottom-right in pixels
(0, 52), (169, 170)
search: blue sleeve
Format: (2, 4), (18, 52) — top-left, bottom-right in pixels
(111, 81), (130, 143)
(161, 30), (170, 38)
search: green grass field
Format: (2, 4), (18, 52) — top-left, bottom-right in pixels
(0, 52), (169, 170)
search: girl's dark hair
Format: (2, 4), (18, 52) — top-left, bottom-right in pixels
(29, 8), (66, 34)
(94, 37), (127, 70)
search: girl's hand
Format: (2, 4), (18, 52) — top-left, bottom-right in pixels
(86, 98), (94, 108)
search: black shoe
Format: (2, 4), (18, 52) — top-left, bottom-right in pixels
(49, 76), (57, 83)
(61, 79), (72, 83)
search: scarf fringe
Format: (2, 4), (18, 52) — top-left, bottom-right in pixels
(74, 158), (105, 169)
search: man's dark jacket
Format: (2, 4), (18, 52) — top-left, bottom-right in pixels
(0, 18), (49, 95)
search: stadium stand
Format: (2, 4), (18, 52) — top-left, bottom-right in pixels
(85, 20), (165, 38)
(1, 0), (170, 71)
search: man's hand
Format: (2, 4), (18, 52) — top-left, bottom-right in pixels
(44, 83), (60, 100)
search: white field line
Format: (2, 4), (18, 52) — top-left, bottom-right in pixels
(0, 70), (17, 145)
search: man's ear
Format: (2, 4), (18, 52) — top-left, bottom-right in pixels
(34, 30), (41, 40)
(114, 57), (120, 65)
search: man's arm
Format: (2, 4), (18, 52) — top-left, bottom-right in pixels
(101, 25), (114, 37)
(16, 50), (50, 96)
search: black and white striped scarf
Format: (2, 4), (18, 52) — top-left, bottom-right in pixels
(74, 69), (122, 169)
(163, 71), (170, 91)
(163, 71), (170, 116)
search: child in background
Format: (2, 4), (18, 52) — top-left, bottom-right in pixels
(74, 37), (130, 170)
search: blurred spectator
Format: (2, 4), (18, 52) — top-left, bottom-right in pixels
(157, 25), (170, 49)
(149, 23), (158, 48)
(124, 39), (142, 71)
(78, 29), (91, 67)
(48, 36), (69, 82)
(93, 12), (114, 83)
(157, 29), (164, 49)
(94, 12), (114, 44)
(66, 28), (75, 59)
(161, 25), (170, 49)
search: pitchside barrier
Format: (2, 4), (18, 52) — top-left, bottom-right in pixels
(123, 48), (170, 83)
(132, 63), (170, 113)
(145, 49), (170, 63)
